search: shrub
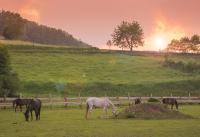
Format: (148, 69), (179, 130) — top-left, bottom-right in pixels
(148, 98), (160, 102)
(0, 46), (19, 97)
(163, 58), (200, 73)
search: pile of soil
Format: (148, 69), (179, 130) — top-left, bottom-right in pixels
(115, 103), (192, 119)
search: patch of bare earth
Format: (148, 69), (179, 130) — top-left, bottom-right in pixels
(115, 103), (193, 119)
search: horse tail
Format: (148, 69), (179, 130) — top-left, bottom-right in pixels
(175, 99), (178, 109)
(85, 102), (89, 119)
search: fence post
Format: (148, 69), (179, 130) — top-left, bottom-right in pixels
(64, 94), (68, 108)
(128, 92), (129, 100)
(128, 92), (131, 106)
(170, 93), (173, 97)
(49, 93), (53, 109)
(79, 92), (82, 109)
(188, 91), (191, 99)
(20, 93), (23, 98)
(3, 94), (7, 109)
(116, 96), (120, 106)
(150, 93), (152, 97)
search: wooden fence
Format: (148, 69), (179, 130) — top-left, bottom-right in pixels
(0, 96), (200, 109)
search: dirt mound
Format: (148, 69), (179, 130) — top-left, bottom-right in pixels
(115, 103), (192, 119)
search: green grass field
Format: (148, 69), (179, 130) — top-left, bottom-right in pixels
(0, 105), (200, 137)
(1, 40), (200, 96)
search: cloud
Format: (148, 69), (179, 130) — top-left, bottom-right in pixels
(19, 0), (40, 22)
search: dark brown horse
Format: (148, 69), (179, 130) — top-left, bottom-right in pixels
(162, 98), (178, 110)
(24, 99), (41, 121)
(13, 98), (32, 112)
(135, 98), (141, 105)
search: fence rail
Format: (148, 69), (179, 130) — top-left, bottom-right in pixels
(0, 96), (200, 109)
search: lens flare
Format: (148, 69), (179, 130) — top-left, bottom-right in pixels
(154, 35), (167, 50)
(147, 17), (186, 51)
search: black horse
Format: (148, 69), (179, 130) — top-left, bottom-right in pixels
(13, 98), (32, 112)
(162, 98), (178, 110)
(24, 99), (41, 121)
(135, 98), (141, 105)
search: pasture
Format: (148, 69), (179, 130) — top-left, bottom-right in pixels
(2, 41), (200, 97)
(0, 105), (200, 137)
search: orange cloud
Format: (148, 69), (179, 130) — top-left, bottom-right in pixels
(19, 0), (40, 22)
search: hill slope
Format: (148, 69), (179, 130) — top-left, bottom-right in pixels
(0, 10), (91, 47)
(4, 43), (200, 97)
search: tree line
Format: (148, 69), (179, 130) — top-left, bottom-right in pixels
(0, 10), (90, 47)
(167, 35), (200, 53)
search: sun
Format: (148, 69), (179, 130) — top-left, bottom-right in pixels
(154, 36), (167, 50)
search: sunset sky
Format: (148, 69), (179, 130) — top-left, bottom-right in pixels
(0, 0), (199, 50)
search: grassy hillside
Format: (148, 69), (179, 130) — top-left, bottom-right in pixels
(2, 41), (200, 97)
(0, 40), (91, 48)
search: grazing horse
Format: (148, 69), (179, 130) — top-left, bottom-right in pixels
(24, 99), (41, 121)
(85, 97), (117, 119)
(162, 98), (178, 110)
(13, 98), (32, 112)
(135, 98), (141, 105)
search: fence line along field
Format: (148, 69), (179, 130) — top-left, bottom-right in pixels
(1, 96), (200, 109)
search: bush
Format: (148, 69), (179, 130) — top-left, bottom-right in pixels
(148, 98), (160, 102)
(0, 46), (19, 97)
(163, 58), (200, 73)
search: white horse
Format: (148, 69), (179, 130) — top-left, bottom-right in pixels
(85, 97), (117, 119)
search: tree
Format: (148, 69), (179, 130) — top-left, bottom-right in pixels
(180, 37), (190, 44)
(0, 10), (24, 39)
(167, 35), (200, 53)
(191, 34), (200, 45)
(106, 40), (112, 50)
(167, 39), (181, 52)
(111, 21), (144, 52)
(0, 47), (19, 97)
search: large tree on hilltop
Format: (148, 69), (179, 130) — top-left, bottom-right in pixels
(111, 21), (144, 52)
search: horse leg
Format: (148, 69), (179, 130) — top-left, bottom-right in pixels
(38, 107), (41, 120)
(85, 104), (92, 119)
(176, 104), (178, 110)
(175, 101), (178, 110)
(30, 110), (33, 121)
(15, 105), (17, 112)
(20, 105), (22, 112)
(85, 103), (89, 119)
(88, 107), (93, 119)
(36, 112), (38, 120)
(103, 107), (108, 118)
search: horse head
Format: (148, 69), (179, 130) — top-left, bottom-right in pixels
(112, 106), (118, 117)
(24, 111), (29, 121)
